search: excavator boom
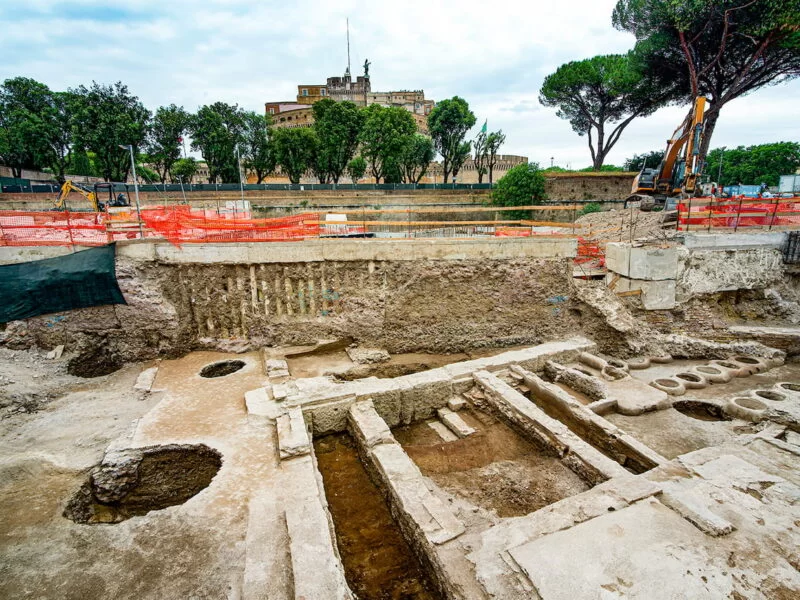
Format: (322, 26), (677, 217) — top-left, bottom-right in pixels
(53, 180), (101, 211)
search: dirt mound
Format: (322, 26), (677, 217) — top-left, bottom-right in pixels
(577, 208), (676, 243)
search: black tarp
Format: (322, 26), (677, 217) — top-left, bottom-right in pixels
(0, 244), (126, 322)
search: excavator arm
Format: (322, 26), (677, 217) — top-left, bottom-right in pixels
(629, 97), (707, 205)
(53, 180), (101, 211)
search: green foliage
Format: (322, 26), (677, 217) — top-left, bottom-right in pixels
(135, 164), (159, 184)
(427, 96), (476, 183)
(241, 111), (275, 184)
(451, 141), (471, 182)
(189, 102), (245, 183)
(0, 77), (76, 181)
(624, 150), (664, 171)
(539, 54), (664, 169)
(147, 104), (190, 182)
(358, 104), (416, 183)
(67, 150), (98, 178)
(399, 134), (435, 184)
(171, 157), (198, 183)
(579, 202), (603, 216)
(486, 130), (506, 183)
(577, 164), (625, 172)
(71, 81), (150, 182)
(491, 163), (547, 219)
(312, 100), (364, 183)
(705, 142), (800, 187)
(271, 127), (318, 185)
(613, 0), (800, 157)
(347, 155), (367, 184)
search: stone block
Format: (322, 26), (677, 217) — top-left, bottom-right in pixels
(660, 489), (735, 537)
(612, 276), (677, 310)
(446, 397), (467, 412)
(133, 366), (158, 392)
(276, 407), (311, 460)
(428, 421), (458, 442)
(606, 243), (678, 281)
(348, 400), (394, 448)
(437, 407), (475, 438)
(245, 387), (282, 420)
(46, 344), (64, 360)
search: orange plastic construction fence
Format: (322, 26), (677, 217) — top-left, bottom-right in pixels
(575, 237), (605, 266)
(0, 210), (109, 247)
(677, 197), (800, 230)
(138, 206), (320, 245)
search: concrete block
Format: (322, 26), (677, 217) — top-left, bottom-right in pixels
(276, 407), (311, 460)
(612, 276), (677, 310)
(681, 231), (786, 250)
(606, 243), (678, 280)
(348, 400), (394, 448)
(437, 407), (475, 438)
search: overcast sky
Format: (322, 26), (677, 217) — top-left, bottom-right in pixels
(2, 0), (798, 169)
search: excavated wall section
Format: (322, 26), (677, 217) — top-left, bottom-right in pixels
(0, 239), (591, 366)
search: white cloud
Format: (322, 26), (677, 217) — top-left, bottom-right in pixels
(0, 0), (798, 169)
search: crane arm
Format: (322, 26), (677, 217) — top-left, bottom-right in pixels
(53, 180), (101, 211)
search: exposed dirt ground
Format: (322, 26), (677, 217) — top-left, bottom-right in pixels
(576, 207), (676, 243)
(394, 408), (590, 517)
(314, 434), (440, 600)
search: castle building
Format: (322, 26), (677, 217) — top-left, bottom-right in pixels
(265, 70), (434, 134)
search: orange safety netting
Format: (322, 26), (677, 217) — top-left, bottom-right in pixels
(494, 226), (532, 237)
(137, 206), (321, 245)
(0, 210), (109, 246)
(575, 237), (605, 266)
(677, 198), (800, 230)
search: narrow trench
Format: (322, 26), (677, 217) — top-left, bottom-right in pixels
(314, 434), (441, 600)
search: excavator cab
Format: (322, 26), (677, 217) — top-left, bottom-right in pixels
(94, 183), (129, 208)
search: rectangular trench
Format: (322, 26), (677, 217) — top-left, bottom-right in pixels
(313, 433), (442, 600)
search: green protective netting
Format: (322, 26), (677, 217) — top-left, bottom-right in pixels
(0, 243), (126, 322)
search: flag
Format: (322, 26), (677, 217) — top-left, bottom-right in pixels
(480, 120), (487, 134)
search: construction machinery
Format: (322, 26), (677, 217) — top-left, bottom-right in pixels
(627, 96), (708, 210)
(53, 180), (129, 212)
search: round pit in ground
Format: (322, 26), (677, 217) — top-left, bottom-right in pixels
(200, 360), (245, 378)
(673, 400), (729, 422)
(64, 444), (222, 524)
(754, 390), (786, 402)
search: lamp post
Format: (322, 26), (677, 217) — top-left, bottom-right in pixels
(119, 144), (143, 237)
(236, 146), (245, 206)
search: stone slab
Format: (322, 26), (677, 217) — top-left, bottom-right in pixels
(133, 366), (158, 392)
(446, 397), (467, 412)
(606, 243), (678, 281)
(276, 407), (310, 460)
(607, 377), (671, 416)
(245, 387), (282, 420)
(681, 231), (786, 250)
(428, 420), (458, 442)
(437, 407), (475, 438)
(347, 400), (394, 448)
(660, 488), (735, 537)
(509, 499), (734, 600)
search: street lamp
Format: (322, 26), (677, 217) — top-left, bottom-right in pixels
(236, 146), (245, 205)
(119, 144), (143, 236)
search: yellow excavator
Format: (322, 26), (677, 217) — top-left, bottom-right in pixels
(53, 180), (129, 212)
(627, 96), (707, 210)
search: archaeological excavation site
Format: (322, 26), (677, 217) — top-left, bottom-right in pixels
(2, 215), (800, 600)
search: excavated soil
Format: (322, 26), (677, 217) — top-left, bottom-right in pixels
(314, 434), (440, 600)
(394, 409), (590, 517)
(64, 444), (222, 524)
(576, 207), (676, 243)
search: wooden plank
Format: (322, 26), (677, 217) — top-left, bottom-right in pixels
(616, 289), (643, 297)
(607, 274), (621, 291)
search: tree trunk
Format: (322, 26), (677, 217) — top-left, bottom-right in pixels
(489, 165), (493, 184)
(698, 106), (721, 164)
(12, 166), (21, 178)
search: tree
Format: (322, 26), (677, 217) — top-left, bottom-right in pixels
(486, 130), (506, 184)
(147, 104), (190, 182)
(539, 54), (665, 170)
(399, 134), (435, 184)
(71, 81), (150, 182)
(189, 102), (245, 183)
(624, 150), (664, 171)
(473, 130), (489, 183)
(241, 111), (275, 184)
(272, 127), (317, 184)
(705, 142), (800, 187)
(347, 155), (367, 184)
(613, 0), (800, 158)
(428, 96), (476, 183)
(0, 77), (52, 177)
(172, 157), (198, 184)
(312, 99), (364, 183)
(451, 141), (471, 182)
(491, 163), (547, 220)
(359, 104), (416, 183)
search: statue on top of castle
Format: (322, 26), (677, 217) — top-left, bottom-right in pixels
(363, 59), (371, 79)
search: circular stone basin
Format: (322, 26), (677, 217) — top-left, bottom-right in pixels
(777, 382), (800, 393)
(673, 400), (728, 422)
(754, 390), (786, 402)
(200, 360), (246, 378)
(715, 361), (740, 370)
(733, 356), (760, 365)
(654, 378), (680, 388)
(734, 397), (767, 411)
(676, 373), (702, 383)
(696, 366), (722, 375)
(64, 444), (222, 524)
